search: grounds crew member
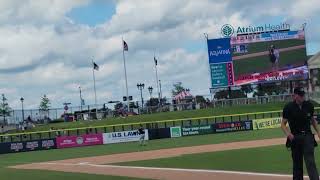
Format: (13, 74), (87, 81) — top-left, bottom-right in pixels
(138, 125), (146, 146)
(281, 87), (320, 180)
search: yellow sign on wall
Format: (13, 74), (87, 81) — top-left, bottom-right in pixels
(253, 117), (282, 130)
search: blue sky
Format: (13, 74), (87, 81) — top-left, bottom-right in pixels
(67, 1), (208, 54)
(67, 1), (115, 26)
(66, 1), (317, 55)
(0, 0), (319, 111)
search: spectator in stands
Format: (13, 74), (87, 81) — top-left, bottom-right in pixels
(50, 127), (60, 137)
(18, 123), (22, 131)
(27, 115), (32, 122)
(87, 127), (94, 134)
(26, 116), (35, 128)
(22, 121), (27, 131)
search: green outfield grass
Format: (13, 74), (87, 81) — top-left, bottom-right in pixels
(3, 101), (317, 179)
(233, 48), (307, 77)
(14, 102), (287, 134)
(232, 39), (305, 57)
(0, 128), (285, 180)
(115, 144), (305, 174)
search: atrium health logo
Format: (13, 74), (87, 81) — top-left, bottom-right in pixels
(221, 24), (234, 37)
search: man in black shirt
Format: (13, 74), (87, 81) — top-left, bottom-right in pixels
(281, 87), (320, 180)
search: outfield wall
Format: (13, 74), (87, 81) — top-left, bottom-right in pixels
(0, 139), (56, 154)
(0, 120), (257, 154)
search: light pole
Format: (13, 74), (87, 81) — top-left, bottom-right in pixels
(148, 86), (153, 113)
(1, 94), (6, 124)
(159, 80), (163, 105)
(148, 86), (153, 99)
(20, 97), (24, 121)
(137, 83), (145, 110)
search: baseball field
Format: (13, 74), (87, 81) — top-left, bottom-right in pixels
(2, 127), (319, 179)
(2, 102), (319, 180)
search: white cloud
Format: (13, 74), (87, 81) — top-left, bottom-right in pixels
(0, 25), (55, 68)
(0, 0), (319, 110)
(0, 0), (90, 25)
(289, 0), (320, 19)
(0, 88), (17, 96)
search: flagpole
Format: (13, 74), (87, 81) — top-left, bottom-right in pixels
(154, 52), (160, 107)
(122, 37), (129, 111)
(92, 59), (98, 119)
(79, 86), (83, 111)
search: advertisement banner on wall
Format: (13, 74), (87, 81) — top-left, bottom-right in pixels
(56, 134), (103, 149)
(210, 63), (234, 88)
(149, 128), (171, 140)
(207, 38), (232, 64)
(181, 125), (213, 136)
(170, 126), (182, 138)
(103, 130), (149, 144)
(213, 121), (252, 133)
(0, 139), (56, 154)
(253, 117), (282, 130)
(231, 30), (302, 44)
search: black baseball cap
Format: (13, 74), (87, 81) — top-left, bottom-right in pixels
(294, 87), (305, 96)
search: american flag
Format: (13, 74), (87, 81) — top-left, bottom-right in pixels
(154, 56), (158, 66)
(123, 40), (128, 51)
(93, 62), (99, 71)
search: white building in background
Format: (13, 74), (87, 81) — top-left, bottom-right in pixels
(308, 51), (320, 103)
(308, 51), (320, 92)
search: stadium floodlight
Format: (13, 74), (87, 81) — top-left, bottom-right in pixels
(137, 83), (145, 109)
(148, 86), (153, 98)
(20, 97), (24, 121)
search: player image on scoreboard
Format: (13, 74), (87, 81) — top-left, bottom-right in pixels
(231, 30), (308, 86)
(269, 44), (280, 71)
